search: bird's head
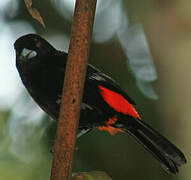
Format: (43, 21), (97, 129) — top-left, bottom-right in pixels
(14, 34), (56, 66)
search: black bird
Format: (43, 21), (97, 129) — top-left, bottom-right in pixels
(14, 34), (186, 173)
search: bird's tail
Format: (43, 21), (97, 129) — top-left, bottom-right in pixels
(115, 117), (186, 173)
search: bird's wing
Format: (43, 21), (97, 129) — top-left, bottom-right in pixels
(87, 64), (136, 105)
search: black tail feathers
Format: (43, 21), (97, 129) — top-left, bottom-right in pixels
(115, 117), (186, 174)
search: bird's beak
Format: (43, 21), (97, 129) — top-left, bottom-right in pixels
(17, 48), (37, 63)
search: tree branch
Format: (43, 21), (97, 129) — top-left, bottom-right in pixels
(50, 0), (97, 180)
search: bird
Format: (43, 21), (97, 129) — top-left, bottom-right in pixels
(14, 34), (186, 174)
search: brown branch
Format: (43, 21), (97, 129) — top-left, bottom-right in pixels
(50, 0), (97, 180)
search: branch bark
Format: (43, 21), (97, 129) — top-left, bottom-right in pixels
(50, 0), (97, 180)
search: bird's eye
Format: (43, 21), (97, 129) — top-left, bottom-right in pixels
(20, 48), (37, 60)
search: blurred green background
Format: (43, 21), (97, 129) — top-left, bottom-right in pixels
(0, 0), (190, 179)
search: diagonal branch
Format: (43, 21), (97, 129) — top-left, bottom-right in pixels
(50, 0), (97, 180)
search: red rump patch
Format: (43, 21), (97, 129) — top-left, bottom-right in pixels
(98, 116), (124, 135)
(107, 115), (118, 125)
(98, 85), (140, 119)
